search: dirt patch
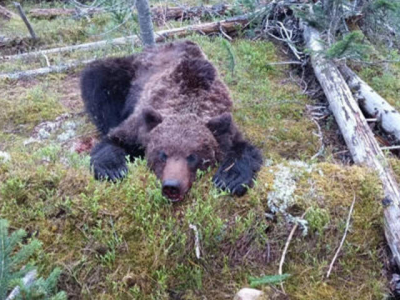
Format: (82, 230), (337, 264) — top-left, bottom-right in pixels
(57, 75), (83, 112)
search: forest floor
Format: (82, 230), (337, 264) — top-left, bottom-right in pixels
(1, 1), (400, 299)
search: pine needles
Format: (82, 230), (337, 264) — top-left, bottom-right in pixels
(0, 219), (65, 300)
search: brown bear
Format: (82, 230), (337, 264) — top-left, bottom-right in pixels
(80, 40), (262, 202)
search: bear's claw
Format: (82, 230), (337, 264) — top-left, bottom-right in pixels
(94, 165), (128, 181)
(213, 144), (262, 197)
(213, 162), (253, 197)
(90, 139), (129, 181)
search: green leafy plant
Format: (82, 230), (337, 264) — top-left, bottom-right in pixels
(249, 274), (290, 288)
(0, 219), (66, 300)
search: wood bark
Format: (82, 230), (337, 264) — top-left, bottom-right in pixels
(303, 23), (400, 268)
(338, 64), (400, 142)
(0, 5), (17, 20)
(136, 0), (155, 46)
(1, 14), (249, 61)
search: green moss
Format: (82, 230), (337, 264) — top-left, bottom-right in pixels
(0, 147), (388, 298)
(0, 81), (66, 133)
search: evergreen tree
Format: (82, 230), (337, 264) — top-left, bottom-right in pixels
(0, 219), (66, 300)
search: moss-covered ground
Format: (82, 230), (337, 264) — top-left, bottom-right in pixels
(0, 2), (398, 299)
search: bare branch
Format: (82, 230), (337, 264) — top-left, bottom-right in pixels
(13, 2), (37, 40)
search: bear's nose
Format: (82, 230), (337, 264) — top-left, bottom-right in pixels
(162, 179), (182, 202)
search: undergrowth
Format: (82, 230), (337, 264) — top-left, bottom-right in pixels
(0, 25), (393, 300)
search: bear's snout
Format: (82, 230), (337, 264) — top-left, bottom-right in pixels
(162, 180), (182, 202)
(162, 157), (191, 202)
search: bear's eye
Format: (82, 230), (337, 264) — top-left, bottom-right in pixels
(159, 151), (168, 162)
(187, 154), (198, 166)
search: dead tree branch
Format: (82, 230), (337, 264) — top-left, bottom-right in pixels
(303, 22), (400, 269)
(13, 2), (37, 41)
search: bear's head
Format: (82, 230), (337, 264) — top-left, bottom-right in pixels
(146, 111), (232, 202)
(110, 108), (233, 202)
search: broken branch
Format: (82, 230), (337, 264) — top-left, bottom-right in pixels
(13, 2), (37, 41)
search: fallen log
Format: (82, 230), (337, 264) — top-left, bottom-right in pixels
(1, 14), (249, 61)
(28, 4), (233, 21)
(151, 4), (233, 24)
(0, 5), (17, 20)
(338, 64), (400, 142)
(303, 23), (400, 268)
(29, 8), (101, 19)
(0, 59), (94, 80)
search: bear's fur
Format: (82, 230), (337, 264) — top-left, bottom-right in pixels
(80, 40), (262, 201)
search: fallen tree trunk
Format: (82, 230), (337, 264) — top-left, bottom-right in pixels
(28, 5), (232, 21)
(29, 8), (101, 19)
(303, 23), (400, 268)
(152, 4), (233, 24)
(1, 14), (249, 61)
(0, 59), (94, 80)
(338, 64), (400, 142)
(0, 5), (17, 20)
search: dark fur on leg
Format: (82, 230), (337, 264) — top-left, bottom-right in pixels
(90, 139), (129, 181)
(80, 55), (137, 135)
(213, 141), (262, 196)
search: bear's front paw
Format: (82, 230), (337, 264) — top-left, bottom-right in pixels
(90, 141), (128, 181)
(213, 160), (254, 197)
(92, 162), (128, 181)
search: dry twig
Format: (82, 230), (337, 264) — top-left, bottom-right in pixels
(326, 194), (356, 278)
(279, 210), (308, 294)
(189, 224), (201, 259)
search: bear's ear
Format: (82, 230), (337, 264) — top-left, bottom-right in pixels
(143, 107), (163, 131)
(174, 58), (216, 91)
(108, 107), (162, 146)
(206, 113), (232, 137)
